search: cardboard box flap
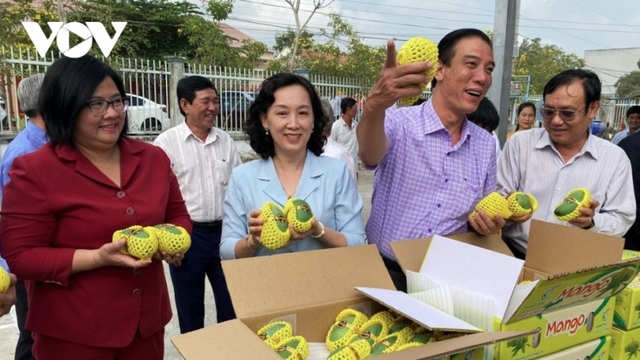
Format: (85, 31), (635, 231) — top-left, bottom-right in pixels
(171, 319), (281, 360)
(356, 287), (480, 333)
(375, 330), (537, 360)
(391, 232), (512, 273)
(504, 257), (640, 323)
(222, 245), (395, 319)
(526, 220), (624, 274)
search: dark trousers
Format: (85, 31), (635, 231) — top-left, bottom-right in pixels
(169, 223), (235, 334)
(503, 236), (526, 260)
(381, 255), (407, 293)
(15, 280), (34, 360)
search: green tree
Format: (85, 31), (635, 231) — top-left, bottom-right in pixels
(274, 28), (313, 53)
(283, 0), (333, 70)
(0, 0), (59, 49)
(615, 60), (640, 98)
(513, 38), (586, 94)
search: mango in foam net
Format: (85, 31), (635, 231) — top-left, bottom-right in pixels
(259, 202), (291, 250)
(553, 187), (592, 222)
(507, 192), (539, 217)
(0, 267), (10, 308)
(396, 37), (439, 106)
(471, 192), (513, 221)
(153, 223), (191, 255)
(112, 225), (158, 260)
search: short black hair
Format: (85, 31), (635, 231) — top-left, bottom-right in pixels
(627, 105), (640, 117)
(340, 97), (357, 115)
(543, 69), (601, 112)
(431, 28), (493, 88)
(245, 73), (327, 159)
(467, 97), (499, 132)
(412, 98), (427, 106)
(515, 102), (536, 131)
(177, 76), (218, 116)
(39, 55), (128, 147)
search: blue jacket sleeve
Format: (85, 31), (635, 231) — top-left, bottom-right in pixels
(333, 163), (366, 246)
(220, 169), (248, 260)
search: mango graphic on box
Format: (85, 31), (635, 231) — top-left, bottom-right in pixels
(396, 37), (439, 106)
(472, 192), (512, 221)
(610, 326), (640, 360)
(0, 267), (10, 308)
(259, 202), (291, 250)
(553, 187), (591, 222)
(284, 198), (314, 233)
(535, 336), (610, 360)
(113, 225), (158, 260)
(614, 273), (640, 330)
(153, 223), (191, 255)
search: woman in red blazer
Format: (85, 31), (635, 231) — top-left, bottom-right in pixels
(0, 55), (192, 360)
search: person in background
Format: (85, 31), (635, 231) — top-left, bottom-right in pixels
(618, 130), (640, 249)
(467, 97), (501, 163)
(320, 99), (357, 180)
(220, 73), (365, 260)
(331, 97), (359, 177)
(0, 73), (47, 360)
(507, 101), (536, 139)
(154, 76), (241, 331)
(0, 55), (190, 359)
(612, 106), (640, 145)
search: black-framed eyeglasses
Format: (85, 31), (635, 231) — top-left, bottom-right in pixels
(540, 107), (586, 122)
(86, 97), (129, 116)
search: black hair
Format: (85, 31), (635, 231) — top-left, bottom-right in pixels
(627, 105), (640, 117)
(245, 73), (327, 159)
(340, 97), (357, 115)
(412, 98), (427, 106)
(177, 76), (218, 117)
(39, 55), (128, 146)
(515, 102), (536, 131)
(543, 69), (601, 115)
(467, 97), (499, 133)
(431, 28), (493, 88)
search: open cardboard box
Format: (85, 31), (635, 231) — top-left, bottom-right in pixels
(391, 219), (640, 324)
(172, 244), (533, 359)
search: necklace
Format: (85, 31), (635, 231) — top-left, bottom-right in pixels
(283, 186), (297, 199)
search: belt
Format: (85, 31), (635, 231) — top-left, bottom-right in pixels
(192, 220), (223, 232)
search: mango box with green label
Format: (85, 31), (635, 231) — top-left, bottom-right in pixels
(391, 220), (640, 328)
(493, 297), (613, 360)
(613, 273), (640, 330)
(536, 336), (610, 360)
(610, 326), (640, 360)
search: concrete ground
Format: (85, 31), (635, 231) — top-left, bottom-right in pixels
(0, 170), (375, 359)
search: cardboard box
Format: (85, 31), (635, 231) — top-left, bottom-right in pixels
(610, 326), (640, 360)
(535, 336), (611, 360)
(391, 220), (640, 325)
(494, 297), (613, 360)
(171, 245), (533, 359)
(614, 273), (640, 330)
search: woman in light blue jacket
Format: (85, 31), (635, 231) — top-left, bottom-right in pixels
(220, 73), (365, 260)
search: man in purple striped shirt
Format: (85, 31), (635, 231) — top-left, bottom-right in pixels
(357, 29), (503, 291)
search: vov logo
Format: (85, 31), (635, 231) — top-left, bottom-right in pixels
(22, 22), (127, 58)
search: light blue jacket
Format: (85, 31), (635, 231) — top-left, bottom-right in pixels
(220, 151), (365, 259)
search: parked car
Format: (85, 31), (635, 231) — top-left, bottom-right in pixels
(218, 91), (255, 131)
(126, 93), (170, 133)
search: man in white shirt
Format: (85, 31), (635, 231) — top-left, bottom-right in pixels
(612, 106), (640, 145)
(498, 69), (635, 259)
(154, 76), (242, 332)
(331, 97), (359, 177)
(320, 99), (357, 180)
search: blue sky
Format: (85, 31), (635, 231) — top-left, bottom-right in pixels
(219, 0), (640, 58)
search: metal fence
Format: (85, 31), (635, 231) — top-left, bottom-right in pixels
(0, 46), (372, 137)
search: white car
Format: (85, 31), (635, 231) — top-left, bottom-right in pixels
(126, 94), (170, 133)
(0, 95), (7, 128)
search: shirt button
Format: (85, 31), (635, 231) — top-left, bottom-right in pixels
(117, 191), (125, 198)
(133, 268), (141, 275)
(428, 228), (433, 233)
(126, 207), (135, 215)
(437, 204), (441, 208)
(133, 289), (142, 296)
(445, 179), (449, 183)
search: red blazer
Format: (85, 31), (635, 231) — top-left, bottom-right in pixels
(0, 138), (192, 347)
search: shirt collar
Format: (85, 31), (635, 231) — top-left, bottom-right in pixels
(25, 120), (48, 148)
(180, 121), (219, 144)
(422, 99), (472, 142)
(536, 129), (599, 160)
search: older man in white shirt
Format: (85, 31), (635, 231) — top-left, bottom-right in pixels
(321, 99), (357, 180)
(154, 76), (242, 332)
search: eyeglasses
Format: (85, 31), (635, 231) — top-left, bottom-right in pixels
(86, 98), (129, 116)
(540, 107), (586, 122)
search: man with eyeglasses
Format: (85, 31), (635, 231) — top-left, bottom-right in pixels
(154, 76), (241, 332)
(498, 69), (635, 259)
(0, 73), (46, 360)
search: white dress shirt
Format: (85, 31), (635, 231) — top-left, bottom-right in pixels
(154, 122), (242, 222)
(322, 137), (357, 180)
(499, 128), (636, 254)
(331, 117), (359, 167)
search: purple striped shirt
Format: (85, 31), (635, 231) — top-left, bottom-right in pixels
(366, 99), (497, 260)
